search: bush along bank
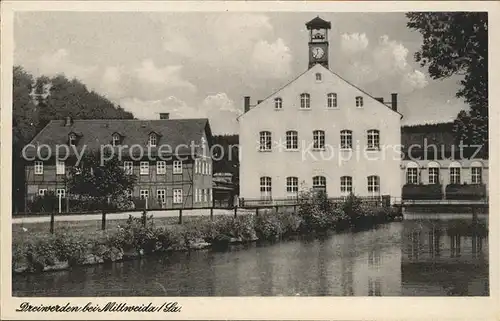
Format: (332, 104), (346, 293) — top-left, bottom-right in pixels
(12, 193), (400, 274)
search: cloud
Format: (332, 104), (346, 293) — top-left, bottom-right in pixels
(36, 49), (97, 83)
(134, 59), (196, 91)
(251, 38), (292, 78)
(120, 93), (239, 134)
(341, 33), (369, 53)
(341, 34), (428, 94)
(163, 34), (194, 57)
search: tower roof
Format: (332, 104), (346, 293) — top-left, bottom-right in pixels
(305, 16), (331, 30)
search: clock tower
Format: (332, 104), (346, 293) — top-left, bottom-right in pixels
(306, 16), (331, 69)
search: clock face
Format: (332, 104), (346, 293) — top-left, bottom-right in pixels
(312, 47), (325, 59)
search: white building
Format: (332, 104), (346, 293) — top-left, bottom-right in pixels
(238, 17), (402, 202)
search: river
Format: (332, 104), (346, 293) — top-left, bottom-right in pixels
(12, 216), (489, 296)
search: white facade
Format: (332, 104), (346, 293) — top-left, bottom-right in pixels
(238, 64), (402, 201)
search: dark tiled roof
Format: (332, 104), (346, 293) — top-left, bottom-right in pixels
(401, 122), (456, 148)
(25, 118), (211, 158)
(305, 16), (332, 29)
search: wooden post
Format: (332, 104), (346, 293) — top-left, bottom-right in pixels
(472, 206), (478, 223)
(58, 194), (62, 214)
(275, 205), (279, 213)
(50, 211), (55, 234)
(234, 206), (237, 218)
(210, 208), (214, 221)
(101, 210), (106, 230)
(255, 208), (259, 217)
(179, 209), (183, 224)
(293, 204), (297, 214)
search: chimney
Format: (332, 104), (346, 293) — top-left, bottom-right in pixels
(391, 93), (398, 112)
(160, 113), (170, 120)
(257, 100), (263, 104)
(244, 96), (251, 113)
(375, 97), (384, 103)
(64, 116), (73, 127)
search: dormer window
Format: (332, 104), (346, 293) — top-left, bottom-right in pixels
(68, 133), (77, 146)
(356, 96), (364, 107)
(149, 133), (157, 147)
(274, 97), (283, 110)
(315, 73), (322, 81)
(300, 93), (311, 109)
(112, 133), (121, 146)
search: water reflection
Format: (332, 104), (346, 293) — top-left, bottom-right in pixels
(12, 218), (488, 297)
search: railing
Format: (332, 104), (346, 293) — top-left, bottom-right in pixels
(240, 195), (390, 208)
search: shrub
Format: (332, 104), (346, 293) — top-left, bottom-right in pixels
(53, 233), (89, 266)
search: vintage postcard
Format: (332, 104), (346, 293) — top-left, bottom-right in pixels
(1, 1), (499, 320)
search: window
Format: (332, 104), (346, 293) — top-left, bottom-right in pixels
(203, 189), (208, 202)
(209, 188), (212, 203)
(208, 162), (212, 175)
(195, 189), (200, 203)
(140, 161), (149, 175)
(313, 176), (327, 192)
(124, 161), (133, 175)
(428, 162), (440, 184)
(112, 133), (121, 146)
(140, 189), (149, 200)
(173, 189), (183, 204)
(356, 96), (363, 107)
(173, 160), (182, 174)
(34, 161), (43, 175)
(315, 73), (322, 81)
(157, 189), (166, 203)
(450, 162), (461, 184)
(313, 130), (325, 150)
(471, 166), (482, 184)
(367, 175), (380, 194)
(38, 188), (47, 196)
(341, 176), (352, 194)
(367, 130), (380, 150)
(286, 176), (299, 197)
(327, 93), (337, 108)
(274, 97), (283, 110)
(340, 130), (352, 149)
(157, 161), (166, 175)
(68, 133), (77, 146)
(286, 130), (298, 150)
(260, 176), (272, 200)
(195, 159), (200, 174)
(56, 188), (65, 198)
(300, 93), (311, 109)
(56, 160), (65, 175)
(406, 162), (419, 184)
(368, 278), (382, 296)
(259, 131), (272, 151)
(149, 133), (157, 147)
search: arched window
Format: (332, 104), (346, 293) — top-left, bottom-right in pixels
(68, 133), (77, 146)
(367, 175), (380, 194)
(274, 97), (282, 109)
(259, 131), (272, 151)
(149, 133), (157, 147)
(427, 161), (440, 184)
(471, 161), (483, 184)
(327, 93), (337, 108)
(112, 133), (121, 146)
(260, 176), (272, 200)
(312, 176), (327, 192)
(313, 130), (325, 150)
(356, 96), (363, 107)
(286, 176), (299, 198)
(340, 176), (353, 194)
(449, 161), (461, 184)
(286, 130), (298, 150)
(300, 93), (311, 109)
(406, 162), (419, 184)
(340, 130), (352, 149)
(367, 129), (380, 149)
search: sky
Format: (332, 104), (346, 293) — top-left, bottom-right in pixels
(14, 12), (469, 135)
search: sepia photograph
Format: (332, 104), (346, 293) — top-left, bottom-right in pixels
(1, 1), (498, 319)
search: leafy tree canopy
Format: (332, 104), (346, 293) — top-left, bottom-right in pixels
(406, 12), (488, 153)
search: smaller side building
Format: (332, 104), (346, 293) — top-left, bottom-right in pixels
(400, 122), (488, 200)
(23, 116), (214, 212)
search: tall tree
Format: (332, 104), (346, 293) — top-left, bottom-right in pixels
(406, 12), (488, 154)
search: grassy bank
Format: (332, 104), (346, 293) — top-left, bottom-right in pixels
(12, 193), (400, 274)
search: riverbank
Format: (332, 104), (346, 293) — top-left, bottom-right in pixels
(12, 194), (401, 274)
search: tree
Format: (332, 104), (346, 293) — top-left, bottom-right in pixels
(406, 12), (488, 154)
(68, 152), (137, 210)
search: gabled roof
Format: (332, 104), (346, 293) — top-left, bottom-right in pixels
(306, 16), (332, 30)
(237, 64), (403, 120)
(25, 118), (211, 158)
